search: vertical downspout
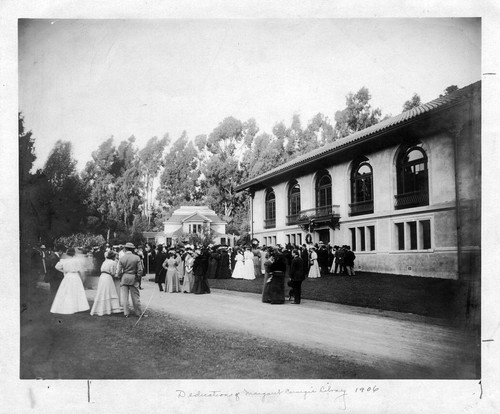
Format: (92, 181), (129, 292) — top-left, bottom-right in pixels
(452, 120), (463, 281)
(249, 189), (254, 240)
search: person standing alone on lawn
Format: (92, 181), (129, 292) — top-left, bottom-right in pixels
(116, 242), (147, 318)
(288, 249), (305, 304)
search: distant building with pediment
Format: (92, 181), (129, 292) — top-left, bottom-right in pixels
(145, 206), (233, 247)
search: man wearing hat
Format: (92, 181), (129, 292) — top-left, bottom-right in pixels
(317, 242), (329, 276)
(116, 242), (146, 318)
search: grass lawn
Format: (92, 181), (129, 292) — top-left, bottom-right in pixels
(207, 271), (476, 324)
(20, 270), (478, 380)
(21, 289), (382, 379)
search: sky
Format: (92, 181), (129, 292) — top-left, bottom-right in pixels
(18, 18), (481, 171)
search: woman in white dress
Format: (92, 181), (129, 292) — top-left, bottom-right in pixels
(90, 251), (122, 316)
(163, 253), (180, 293)
(50, 247), (90, 314)
(231, 249), (245, 279)
(181, 248), (195, 293)
(242, 247), (256, 280)
(308, 247), (321, 278)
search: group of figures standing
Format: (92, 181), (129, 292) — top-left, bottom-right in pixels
(231, 242), (357, 305)
(34, 239), (356, 316)
(153, 244), (211, 294)
(39, 242), (151, 318)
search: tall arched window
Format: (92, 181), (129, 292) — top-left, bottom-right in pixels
(395, 144), (429, 209)
(287, 180), (301, 225)
(264, 189), (276, 228)
(316, 171), (332, 216)
(350, 158), (374, 216)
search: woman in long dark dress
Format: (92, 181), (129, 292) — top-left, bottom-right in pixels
(267, 250), (287, 304)
(207, 247), (220, 279)
(217, 247), (231, 279)
(154, 245), (167, 291)
(262, 249), (274, 303)
(193, 248), (210, 294)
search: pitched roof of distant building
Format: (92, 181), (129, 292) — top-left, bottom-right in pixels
(237, 81), (480, 191)
(164, 206), (226, 224)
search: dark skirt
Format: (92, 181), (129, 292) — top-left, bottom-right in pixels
(207, 260), (218, 279)
(262, 272), (272, 303)
(155, 268), (166, 284)
(267, 271), (285, 304)
(193, 275), (210, 294)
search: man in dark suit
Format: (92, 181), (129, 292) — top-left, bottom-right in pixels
(44, 245), (64, 299)
(300, 244), (309, 276)
(289, 249), (305, 304)
(317, 242), (329, 276)
(154, 244), (167, 291)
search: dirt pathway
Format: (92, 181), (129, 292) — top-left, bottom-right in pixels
(87, 280), (477, 378)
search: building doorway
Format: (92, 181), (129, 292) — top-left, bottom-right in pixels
(316, 229), (330, 245)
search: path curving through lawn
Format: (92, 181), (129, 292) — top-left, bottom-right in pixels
(88, 280), (478, 379)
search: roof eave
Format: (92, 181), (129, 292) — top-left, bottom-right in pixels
(236, 93), (476, 192)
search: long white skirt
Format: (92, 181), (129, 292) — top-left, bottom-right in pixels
(308, 261), (321, 278)
(231, 260), (245, 279)
(50, 272), (90, 314)
(242, 260), (256, 280)
(90, 273), (122, 316)
(181, 270), (194, 293)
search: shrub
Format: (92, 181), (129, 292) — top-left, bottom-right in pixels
(54, 233), (106, 249)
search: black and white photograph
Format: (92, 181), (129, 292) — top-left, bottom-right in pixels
(2, 1), (500, 413)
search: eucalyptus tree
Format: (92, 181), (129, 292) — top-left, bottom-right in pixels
(198, 116), (257, 224)
(138, 134), (169, 225)
(42, 140), (87, 238)
(334, 87), (383, 139)
(402, 93), (422, 112)
(82, 136), (143, 236)
(157, 131), (201, 209)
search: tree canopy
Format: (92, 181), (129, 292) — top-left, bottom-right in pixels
(138, 134), (169, 223)
(402, 93), (422, 112)
(334, 87), (382, 138)
(43, 140), (78, 190)
(21, 82), (459, 245)
(157, 131), (201, 209)
(440, 85), (459, 97)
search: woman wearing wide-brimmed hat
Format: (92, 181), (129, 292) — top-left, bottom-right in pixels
(181, 245), (195, 292)
(50, 247), (90, 314)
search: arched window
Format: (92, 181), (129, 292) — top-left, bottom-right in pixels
(316, 172), (332, 208)
(395, 144), (429, 209)
(264, 189), (276, 228)
(287, 181), (301, 225)
(350, 158), (374, 216)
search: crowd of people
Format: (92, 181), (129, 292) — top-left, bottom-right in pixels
(32, 239), (356, 316)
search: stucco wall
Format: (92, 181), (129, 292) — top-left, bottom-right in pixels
(250, 128), (467, 279)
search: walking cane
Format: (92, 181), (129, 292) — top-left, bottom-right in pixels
(134, 287), (155, 327)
